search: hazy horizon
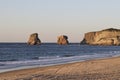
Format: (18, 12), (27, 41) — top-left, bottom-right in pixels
(0, 0), (120, 42)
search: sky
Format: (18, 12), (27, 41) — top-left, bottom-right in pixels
(0, 0), (120, 42)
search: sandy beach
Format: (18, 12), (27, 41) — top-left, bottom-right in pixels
(0, 57), (120, 80)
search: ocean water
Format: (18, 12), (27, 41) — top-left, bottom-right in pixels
(0, 43), (120, 73)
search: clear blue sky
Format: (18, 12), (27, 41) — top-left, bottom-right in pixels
(0, 0), (120, 42)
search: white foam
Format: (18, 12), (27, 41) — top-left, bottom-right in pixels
(0, 51), (120, 73)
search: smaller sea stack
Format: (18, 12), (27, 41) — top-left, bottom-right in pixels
(57, 35), (69, 45)
(27, 33), (41, 45)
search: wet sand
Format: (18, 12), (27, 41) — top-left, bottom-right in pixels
(0, 57), (120, 80)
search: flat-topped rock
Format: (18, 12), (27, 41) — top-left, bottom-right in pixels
(27, 33), (41, 45)
(57, 35), (69, 45)
(80, 28), (120, 45)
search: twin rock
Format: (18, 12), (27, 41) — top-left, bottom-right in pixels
(27, 28), (120, 46)
(27, 33), (69, 45)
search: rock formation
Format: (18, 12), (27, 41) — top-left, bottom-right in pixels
(27, 33), (41, 45)
(57, 35), (69, 45)
(80, 28), (120, 45)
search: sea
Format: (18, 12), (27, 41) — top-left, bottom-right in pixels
(0, 43), (120, 73)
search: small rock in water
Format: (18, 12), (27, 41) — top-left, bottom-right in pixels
(27, 33), (41, 45)
(57, 35), (69, 45)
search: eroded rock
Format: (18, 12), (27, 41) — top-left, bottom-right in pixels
(57, 35), (69, 45)
(27, 33), (41, 45)
(80, 28), (120, 45)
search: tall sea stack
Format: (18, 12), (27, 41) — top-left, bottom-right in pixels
(57, 35), (69, 45)
(80, 28), (120, 46)
(27, 33), (41, 45)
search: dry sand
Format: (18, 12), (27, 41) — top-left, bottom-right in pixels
(0, 57), (120, 80)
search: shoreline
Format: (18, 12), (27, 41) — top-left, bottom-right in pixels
(0, 55), (116, 74)
(0, 58), (86, 73)
(0, 56), (120, 80)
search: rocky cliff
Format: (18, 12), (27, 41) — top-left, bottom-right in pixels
(27, 33), (41, 45)
(80, 28), (120, 45)
(57, 35), (69, 45)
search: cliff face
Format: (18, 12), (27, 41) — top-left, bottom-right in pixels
(27, 33), (41, 45)
(81, 28), (120, 45)
(57, 35), (69, 45)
